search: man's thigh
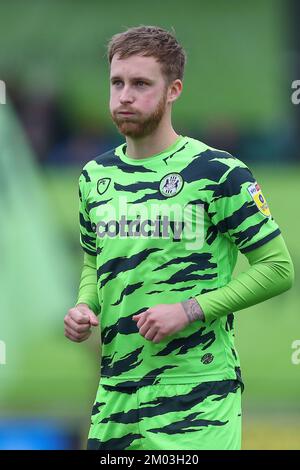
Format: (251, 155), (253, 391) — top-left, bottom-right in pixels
(137, 381), (242, 450)
(87, 385), (142, 450)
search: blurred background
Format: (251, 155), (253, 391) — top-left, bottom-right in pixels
(0, 0), (299, 450)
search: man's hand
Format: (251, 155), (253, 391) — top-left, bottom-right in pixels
(132, 299), (204, 344)
(132, 302), (188, 344)
(64, 303), (99, 343)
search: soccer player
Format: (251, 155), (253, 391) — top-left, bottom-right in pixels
(64, 26), (294, 450)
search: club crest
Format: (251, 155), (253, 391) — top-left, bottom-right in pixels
(97, 178), (111, 195)
(159, 173), (184, 198)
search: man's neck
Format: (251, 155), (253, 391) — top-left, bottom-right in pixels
(125, 127), (180, 159)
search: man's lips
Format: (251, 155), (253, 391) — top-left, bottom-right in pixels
(118, 111), (135, 115)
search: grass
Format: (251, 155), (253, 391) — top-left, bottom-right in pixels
(242, 412), (300, 449)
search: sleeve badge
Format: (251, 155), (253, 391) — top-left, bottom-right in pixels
(247, 182), (271, 217)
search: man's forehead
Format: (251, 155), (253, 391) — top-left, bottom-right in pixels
(110, 54), (161, 78)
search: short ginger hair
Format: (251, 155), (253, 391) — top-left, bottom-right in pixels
(107, 25), (187, 84)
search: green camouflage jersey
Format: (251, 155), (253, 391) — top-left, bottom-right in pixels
(78, 135), (280, 388)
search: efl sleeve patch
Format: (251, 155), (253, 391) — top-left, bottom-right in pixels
(247, 182), (271, 217)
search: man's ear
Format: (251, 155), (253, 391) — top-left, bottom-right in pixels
(167, 79), (183, 104)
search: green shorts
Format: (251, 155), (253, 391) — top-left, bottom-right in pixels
(87, 379), (242, 450)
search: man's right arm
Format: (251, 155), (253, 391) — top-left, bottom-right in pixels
(76, 252), (99, 314)
(64, 254), (99, 342)
(64, 170), (99, 343)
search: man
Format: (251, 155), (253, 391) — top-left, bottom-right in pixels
(64, 25), (294, 450)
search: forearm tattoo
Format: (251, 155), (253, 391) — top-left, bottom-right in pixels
(181, 298), (205, 323)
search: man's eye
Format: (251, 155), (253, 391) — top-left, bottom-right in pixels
(112, 81), (122, 86)
(136, 81), (145, 87)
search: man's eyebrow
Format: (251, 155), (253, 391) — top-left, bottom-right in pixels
(110, 75), (154, 82)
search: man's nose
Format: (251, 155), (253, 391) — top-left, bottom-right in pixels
(119, 85), (134, 103)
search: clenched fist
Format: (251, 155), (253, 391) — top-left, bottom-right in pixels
(64, 303), (99, 342)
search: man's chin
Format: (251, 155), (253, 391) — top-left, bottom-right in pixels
(116, 122), (144, 138)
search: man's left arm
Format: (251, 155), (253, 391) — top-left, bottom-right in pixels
(187, 233), (294, 323)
